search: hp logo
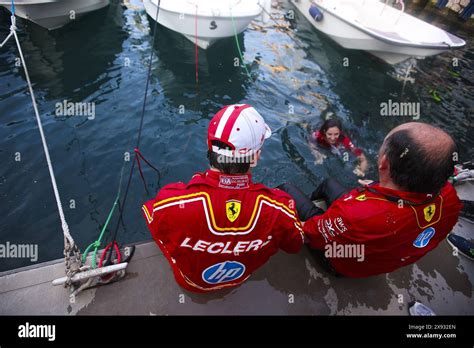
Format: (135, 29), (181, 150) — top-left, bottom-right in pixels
(413, 227), (436, 248)
(202, 261), (245, 284)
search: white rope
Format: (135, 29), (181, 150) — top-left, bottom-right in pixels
(1, 15), (76, 247)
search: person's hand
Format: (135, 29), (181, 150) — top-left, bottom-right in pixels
(353, 166), (365, 177)
(358, 179), (374, 186)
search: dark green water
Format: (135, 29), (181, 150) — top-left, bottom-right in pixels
(0, 0), (472, 271)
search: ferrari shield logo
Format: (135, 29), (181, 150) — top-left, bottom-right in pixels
(424, 204), (436, 222)
(226, 200), (241, 222)
(355, 194), (366, 201)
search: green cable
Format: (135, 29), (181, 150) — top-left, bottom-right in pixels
(82, 197), (120, 268)
(82, 163), (125, 268)
(230, 10), (252, 81)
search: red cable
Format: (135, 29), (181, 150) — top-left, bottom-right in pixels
(134, 148), (161, 194)
(98, 241), (122, 282)
(98, 241), (122, 268)
(135, 148), (161, 174)
(134, 150), (148, 193)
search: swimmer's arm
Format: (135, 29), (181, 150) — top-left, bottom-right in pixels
(342, 136), (367, 167)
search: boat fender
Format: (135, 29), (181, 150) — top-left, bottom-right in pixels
(309, 4), (323, 22)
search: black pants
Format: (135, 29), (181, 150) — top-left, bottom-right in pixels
(277, 178), (348, 221)
(277, 178), (349, 277)
(310, 178), (349, 206)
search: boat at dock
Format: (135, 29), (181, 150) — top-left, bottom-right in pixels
(0, 0), (110, 30)
(291, 0), (466, 64)
(143, 0), (271, 50)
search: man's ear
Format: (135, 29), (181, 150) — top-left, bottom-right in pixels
(378, 153), (389, 172)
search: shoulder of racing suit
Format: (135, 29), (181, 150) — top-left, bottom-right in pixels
(158, 171), (298, 207)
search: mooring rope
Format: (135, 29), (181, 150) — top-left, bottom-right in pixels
(0, 0), (81, 283)
(2, 2), (75, 246)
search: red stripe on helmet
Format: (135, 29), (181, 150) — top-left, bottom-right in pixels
(207, 105), (231, 149)
(220, 104), (252, 144)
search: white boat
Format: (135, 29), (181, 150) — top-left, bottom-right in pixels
(143, 0), (271, 50)
(0, 0), (110, 30)
(291, 0), (466, 64)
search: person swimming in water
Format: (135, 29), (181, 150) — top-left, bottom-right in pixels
(311, 118), (368, 176)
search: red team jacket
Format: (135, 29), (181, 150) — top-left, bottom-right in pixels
(303, 182), (461, 277)
(314, 130), (363, 156)
(142, 169), (305, 292)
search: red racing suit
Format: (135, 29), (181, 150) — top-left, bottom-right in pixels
(142, 169), (305, 292)
(313, 130), (363, 156)
(303, 183), (461, 277)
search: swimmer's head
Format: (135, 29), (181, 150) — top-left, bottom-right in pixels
(319, 118), (343, 145)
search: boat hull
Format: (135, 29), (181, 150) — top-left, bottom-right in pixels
(0, 0), (110, 30)
(143, 0), (262, 50)
(291, 0), (464, 64)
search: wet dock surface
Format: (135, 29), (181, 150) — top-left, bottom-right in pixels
(1, 194), (472, 315)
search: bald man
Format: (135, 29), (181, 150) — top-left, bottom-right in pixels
(301, 122), (462, 277)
